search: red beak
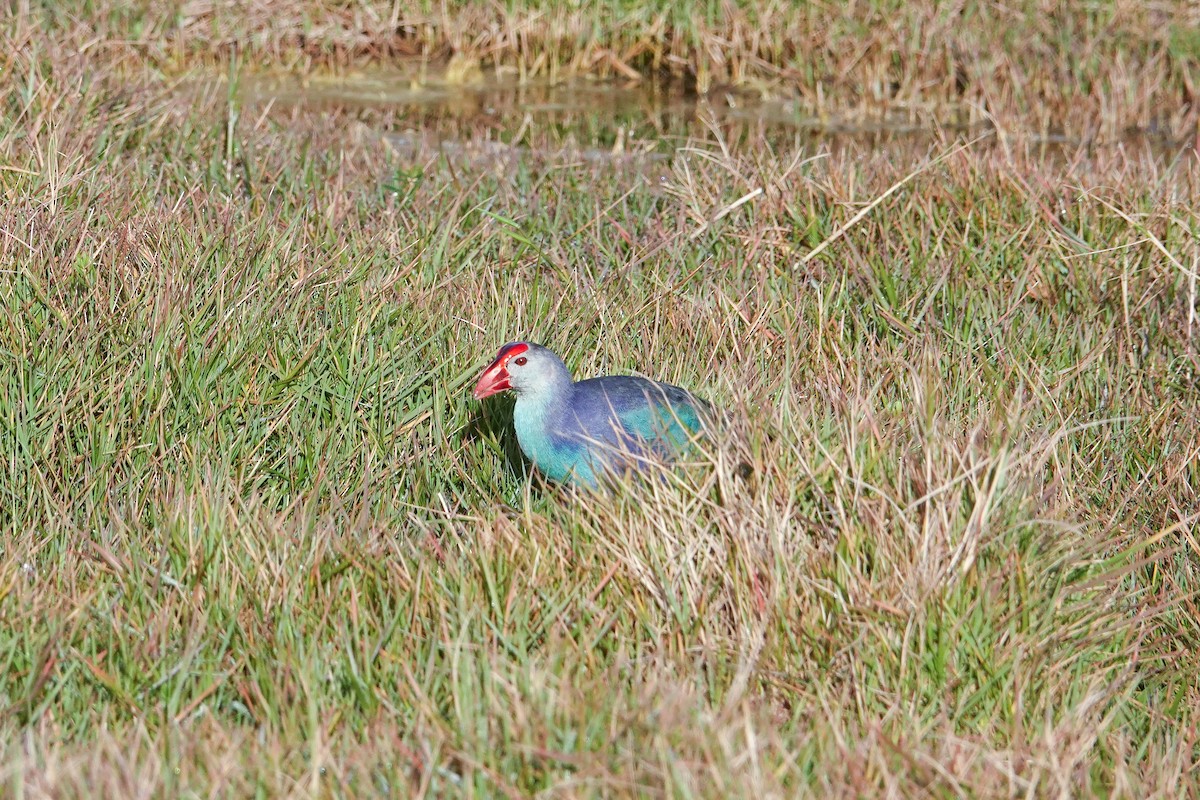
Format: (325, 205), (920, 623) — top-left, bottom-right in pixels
(472, 357), (511, 399)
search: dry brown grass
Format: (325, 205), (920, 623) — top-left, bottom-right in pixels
(11, 0), (1200, 141)
(2, 2), (1199, 797)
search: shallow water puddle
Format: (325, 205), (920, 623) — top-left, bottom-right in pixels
(231, 60), (1188, 171)
(235, 61), (981, 166)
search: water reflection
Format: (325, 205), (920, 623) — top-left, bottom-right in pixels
(235, 62), (1191, 168)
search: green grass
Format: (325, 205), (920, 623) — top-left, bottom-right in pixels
(2, 4), (1200, 797)
(14, 0), (1200, 141)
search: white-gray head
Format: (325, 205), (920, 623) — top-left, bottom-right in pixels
(473, 342), (574, 400)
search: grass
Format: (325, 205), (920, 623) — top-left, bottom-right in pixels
(14, 0), (1200, 141)
(2, 1), (1200, 796)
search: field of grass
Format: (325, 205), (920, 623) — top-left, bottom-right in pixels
(2, 1), (1199, 797)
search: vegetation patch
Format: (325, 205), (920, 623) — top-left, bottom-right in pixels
(1, 3), (1198, 796)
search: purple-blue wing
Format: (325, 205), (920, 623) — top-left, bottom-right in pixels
(567, 376), (710, 458)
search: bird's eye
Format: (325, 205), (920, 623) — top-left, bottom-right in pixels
(513, 356), (528, 366)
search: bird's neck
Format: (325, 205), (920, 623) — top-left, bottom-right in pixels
(512, 376), (574, 456)
(514, 376), (572, 420)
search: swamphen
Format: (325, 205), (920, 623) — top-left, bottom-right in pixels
(473, 342), (711, 488)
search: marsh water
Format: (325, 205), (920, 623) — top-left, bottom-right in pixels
(238, 63), (961, 162)
(234, 61), (1189, 172)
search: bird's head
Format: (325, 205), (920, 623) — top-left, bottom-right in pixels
(473, 342), (571, 400)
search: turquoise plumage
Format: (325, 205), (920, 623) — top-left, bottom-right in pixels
(473, 342), (710, 488)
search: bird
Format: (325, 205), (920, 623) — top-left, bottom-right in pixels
(472, 341), (711, 489)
